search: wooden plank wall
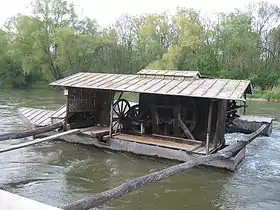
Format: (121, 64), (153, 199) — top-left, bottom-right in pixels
(67, 88), (111, 126)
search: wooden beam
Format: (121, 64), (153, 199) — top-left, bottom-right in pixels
(0, 121), (64, 141)
(117, 91), (124, 101)
(62, 124), (267, 210)
(65, 88), (70, 130)
(109, 91), (115, 138)
(206, 101), (213, 155)
(243, 94), (247, 115)
(152, 134), (201, 144)
(178, 114), (195, 140)
(213, 101), (220, 148)
(0, 129), (80, 154)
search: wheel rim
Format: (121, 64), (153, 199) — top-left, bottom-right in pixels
(127, 105), (140, 119)
(112, 99), (131, 132)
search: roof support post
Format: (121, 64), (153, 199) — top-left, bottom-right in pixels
(243, 94), (247, 115)
(109, 91), (115, 138)
(206, 100), (213, 155)
(64, 88), (69, 131)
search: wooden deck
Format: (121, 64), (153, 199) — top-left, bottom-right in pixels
(18, 106), (67, 128)
(81, 126), (110, 137)
(18, 107), (54, 127)
(114, 134), (214, 155)
(51, 105), (67, 123)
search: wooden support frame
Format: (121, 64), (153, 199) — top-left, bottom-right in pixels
(178, 114), (195, 140)
(213, 100), (220, 149)
(109, 91), (115, 138)
(117, 91), (124, 102)
(206, 100), (213, 155)
(243, 94), (247, 115)
(65, 88), (70, 131)
(152, 134), (201, 144)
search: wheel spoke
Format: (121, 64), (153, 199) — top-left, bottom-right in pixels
(117, 122), (121, 131)
(123, 103), (128, 114)
(113, 121), (118, 128)
(117, 102), (121, 115)
(113, 107), (118, 115)
(121, 100), (125, 113)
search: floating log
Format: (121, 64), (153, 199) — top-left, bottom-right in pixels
(63, 125), (267, 210)
(0, 129), (80, 154)
(0, 121), (64, 141)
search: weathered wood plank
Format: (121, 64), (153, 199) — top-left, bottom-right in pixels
(216, 80), (240, 99)
(77, 74), (106, 87)
(178, 115), (195, 140)
(156, 79), (184, 94)
(230, 81), (250, 100)
(126, 77), (154, 91)
(168, 79), (193, 95)
(203, 80), (228, 98)
(103, 75), (134, 89)
(147, 79), (173, 92)
(84, 74), (112, 87)
(190, 79), (217, 97)
(180, 79), (206, 95)
(115, 134), (199, 151)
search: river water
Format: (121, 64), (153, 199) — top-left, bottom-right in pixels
(1, 89), (280, 210)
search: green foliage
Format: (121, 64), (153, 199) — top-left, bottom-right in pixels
(254, 71), (279, 90)
(0, 0), (280, 91)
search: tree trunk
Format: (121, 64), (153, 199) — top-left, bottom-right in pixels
(62, 124), (267, 210)
(0, 121), (63, 141)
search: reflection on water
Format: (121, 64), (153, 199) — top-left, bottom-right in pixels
(0, 89), (280, 210)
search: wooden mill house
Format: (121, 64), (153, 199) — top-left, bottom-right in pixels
(18, 69), (258, 170)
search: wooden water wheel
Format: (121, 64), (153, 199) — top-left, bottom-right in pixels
(126, 105), (140, 119)
(112, 99), (131, 132)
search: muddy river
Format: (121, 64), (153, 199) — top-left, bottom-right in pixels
(1, 89), (280, 210)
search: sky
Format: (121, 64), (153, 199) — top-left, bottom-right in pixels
(1, 0), (280, 27)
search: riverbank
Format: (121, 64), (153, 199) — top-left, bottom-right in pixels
(248, 90), (280, 102)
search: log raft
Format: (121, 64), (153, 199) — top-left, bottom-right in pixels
(62, 124), (267, 210)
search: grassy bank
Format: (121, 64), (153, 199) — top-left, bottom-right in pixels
(249, 90), (280, 102)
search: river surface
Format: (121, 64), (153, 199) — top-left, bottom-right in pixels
(1, 89), (280, 210)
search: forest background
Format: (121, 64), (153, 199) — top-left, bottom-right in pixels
(1, 0), (280, 99)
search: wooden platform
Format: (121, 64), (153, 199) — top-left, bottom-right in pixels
(114, 134), (214, 155)
(231, 115), (273, 136)
(81, 126), (110, 137)
(51, 105), (67, 124)
(18, 107), (54, 128)
(18, 106), (67, 128)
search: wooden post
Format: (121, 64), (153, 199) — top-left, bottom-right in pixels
(213, 101), (220, 149)
(65, 88), (70, 131)
(243, 94), (247, 115)
(117, 91), (124, 101)
(109, 91), (114, 138)
(206, 100), (213, 155)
